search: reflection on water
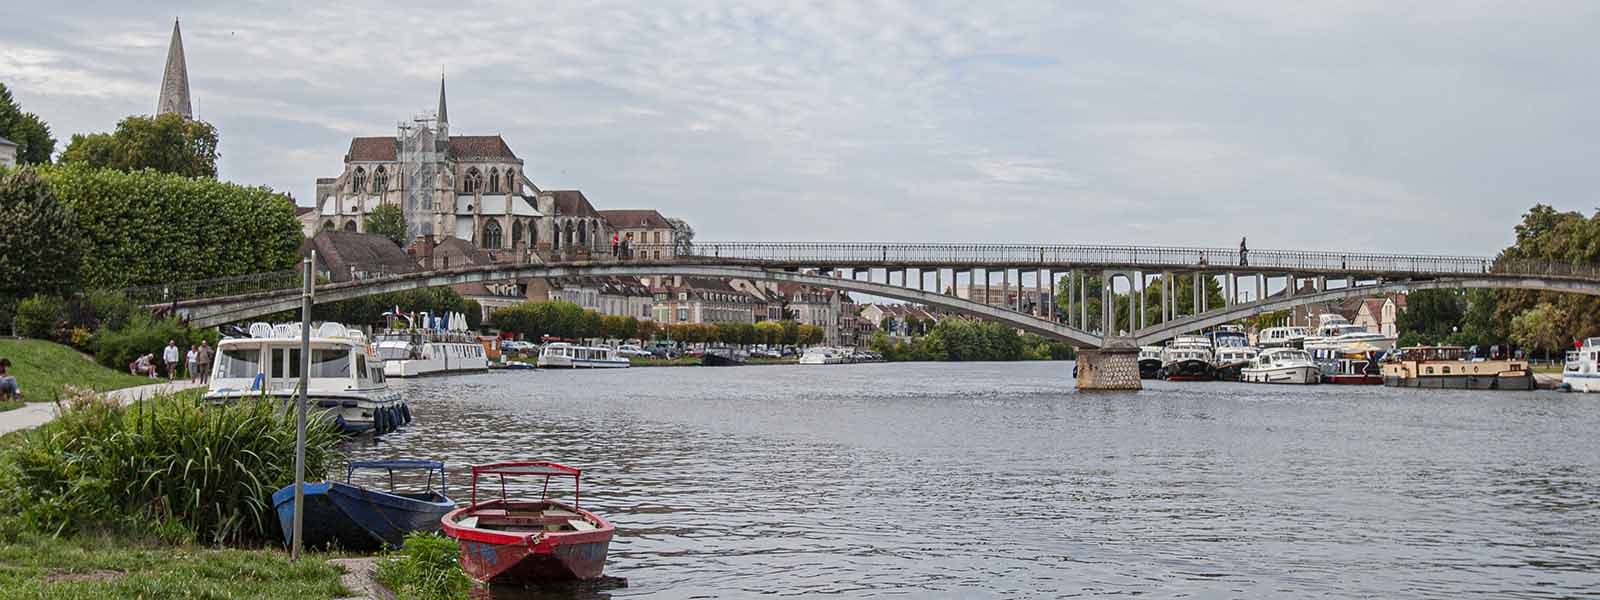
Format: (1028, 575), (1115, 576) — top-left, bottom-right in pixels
(347, 362), (1600, 598)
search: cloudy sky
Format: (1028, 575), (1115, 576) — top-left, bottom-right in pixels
(2, 1), (1596, 255)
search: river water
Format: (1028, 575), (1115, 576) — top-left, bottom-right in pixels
(347, 362), (1600, 598)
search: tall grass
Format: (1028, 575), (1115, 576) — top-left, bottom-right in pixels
(375, 532), (472, 600)
(0, 388), (344, 545)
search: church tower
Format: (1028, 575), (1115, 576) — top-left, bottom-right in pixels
(156, 18), (192, 118)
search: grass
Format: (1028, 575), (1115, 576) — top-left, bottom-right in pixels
(630, 355), (702, 367)
(0, 339), (155, 406)
(0, 532), (348, 599)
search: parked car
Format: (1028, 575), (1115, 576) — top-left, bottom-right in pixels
(649, 346), (680, 360)
(616, 344), (652, 358)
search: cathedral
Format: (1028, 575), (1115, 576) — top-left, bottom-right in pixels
(312, 79), (623, 260)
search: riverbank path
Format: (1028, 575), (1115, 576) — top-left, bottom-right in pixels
(0, 380), (206, 437)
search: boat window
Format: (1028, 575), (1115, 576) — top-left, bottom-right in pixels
(271, 348), (302, 379)
(1425, 367), (1434, 374)
(356, 354), (370, 384)
(1442, 366), (1451, 374)
(218, 347), (263, 379)
(309, 349), (351, 378)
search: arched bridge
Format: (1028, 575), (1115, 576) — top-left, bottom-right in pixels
(142, 242), (1600, 349)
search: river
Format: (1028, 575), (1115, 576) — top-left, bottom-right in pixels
(346, 361), (1600, 598)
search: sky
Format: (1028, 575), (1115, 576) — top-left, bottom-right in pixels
(2, 1), (1597, 256)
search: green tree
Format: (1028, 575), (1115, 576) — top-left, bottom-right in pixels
(39, 165), (300, 289)
(0, 83), (55, 164)
(1510, 302), (1571, 360)
(365, 203), (408, 247)
(0, 169), (84, 315)
(754, 321), (783, 346)
(60, 113), (220, 178)
(780, 320), (800, 346)
(1396, 290), (1466, 340)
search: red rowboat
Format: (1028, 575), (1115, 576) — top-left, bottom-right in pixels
(440, 462), (615, 582)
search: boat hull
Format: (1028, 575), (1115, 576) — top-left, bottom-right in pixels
(443, 500), (614, 583)
(1242, 365), (1320, 384)
(1322, 374), (1383, 385)
(701, 352), (745, 367)
(1384, 373), (1533, 390)
(536, 356), (630, 368)
(271, 482), (453, 551)
(1160, 360), (1215, 381)
(1137, 359), (1162, 379)
(1213, 362), (1249, 382)
(1563, 373), (1600, 392)
(205, 391), (408, 435)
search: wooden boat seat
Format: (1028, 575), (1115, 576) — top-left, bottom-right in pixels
(567, 519), (596, 531)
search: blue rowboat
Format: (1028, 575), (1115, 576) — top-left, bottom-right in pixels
(272, 459), (454, 551)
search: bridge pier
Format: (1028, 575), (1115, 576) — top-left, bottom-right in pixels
(1076, 337), (1141, 391)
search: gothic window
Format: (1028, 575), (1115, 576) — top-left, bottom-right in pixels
(322, 220), (335, 231)
(591, 221), (600, 249)
(373, 166), (387, 193)
(464, 167), (483, 194)
(552, 222), (562, 249)
(488, 168), (500, 194)
(351, 167), (366, 193)
(577, 220), (588, 246)
(527, 219), (537, 245)
(511, 220), (524, 248)
(483, 220), (503, 249)
(343, 220), (357, 232)
(506, 169), (516, 192)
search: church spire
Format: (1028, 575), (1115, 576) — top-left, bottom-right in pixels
(156, 18), (192, 119)
(436, 74), (449, 127)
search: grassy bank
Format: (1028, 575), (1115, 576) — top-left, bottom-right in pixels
(0, 532), (347, 599)
(0, 339), (154, 405)
(630, 356), (702, 367)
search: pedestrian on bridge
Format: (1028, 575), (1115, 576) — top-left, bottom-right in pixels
(1239, 237), (1249, 267)
(611, 232), (620, 258)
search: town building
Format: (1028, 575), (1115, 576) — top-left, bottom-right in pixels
(539, 277), (654, 321)
(598, 209), (691, 260)
(1352, 295), (1406, 337)
(300, 231), (418, 283)
(0, 136), (16, 168)
(540, 190), (612, 258)
(859, 304), (941, 338)
(948, 283), (1053, 315)
(650, 277), (765, 324)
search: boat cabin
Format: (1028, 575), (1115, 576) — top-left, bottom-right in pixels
(210, 322), (384, 397)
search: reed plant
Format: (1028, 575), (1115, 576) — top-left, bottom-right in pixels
(0, 388), (344, 545)
(374, 532), (472, 600)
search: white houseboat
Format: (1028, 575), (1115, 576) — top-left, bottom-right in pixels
(1138, 346), (1164, 379)
(376, 312), (489, 378)
(536, 343), (631, 369)
(1302, 314), (1396, 353)
(1241, 347), (1321, 385)
(799, 347), (849, 365)
(205, 322), (409, 435)
(1160, 336), (1216, 381)
(1565, 339), (1600, 392)
(1211, 326), (1257, 381)
(1257, 326), (1309, 349)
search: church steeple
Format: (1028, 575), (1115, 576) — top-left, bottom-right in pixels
(156, 18), (192, 119)
(436, 74), (449, 128)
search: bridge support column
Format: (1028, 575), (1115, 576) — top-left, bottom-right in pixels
(1078, 270), (1088, 331)
(1002, 268), (1011, 311)
(1076, 337), (1141, 391)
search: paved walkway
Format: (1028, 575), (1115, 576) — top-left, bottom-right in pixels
(0, 380), (206, 437)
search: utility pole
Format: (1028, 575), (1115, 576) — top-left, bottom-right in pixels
(291, 252), (314, 560)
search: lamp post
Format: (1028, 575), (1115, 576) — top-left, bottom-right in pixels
(291, 252), (314, 560)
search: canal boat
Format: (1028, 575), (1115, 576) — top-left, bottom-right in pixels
(1564, 338), (1600, 392)
(1312, 348), (1383, 385)
(702, 348), (747, 366)
(441, 461), (615, 583)
(272, 459), (454, 551)
(1210, 326), (1256, 381)
(206, 322), (410, 435)
(1137, 346), (1164, 379)
(375, 312), (490, 378)
(1302, 314), (1396, 353)
(1257, 325), (1308, 349)
(1241, 347), (1321, 384)
(1159, 336), (1216, 381)
(536, 343), (631, 368)
(799, 347), (848, 365)
(1382, 346), (1533, 390)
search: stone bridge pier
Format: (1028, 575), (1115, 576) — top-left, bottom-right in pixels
(1075, 337), (1142, 391)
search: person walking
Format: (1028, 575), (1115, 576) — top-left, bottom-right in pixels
(623, 232), (635, 260)
(197, 341), (213, 384)
(186, 345), (199, 383)
(162, 340), (180, 381)
(1239, 237), (1249, 267)
(0, 358), (21, 401)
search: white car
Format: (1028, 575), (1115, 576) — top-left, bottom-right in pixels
(616, 344), (653, 358)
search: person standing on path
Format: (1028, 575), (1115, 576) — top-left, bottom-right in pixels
(185, 346), (199, 383)
(196, 341), (213, 384)
(612, 232), (620, 258)
(162, 340), (180, 381)
(0, 358), (21, 401)
(1239, 237), (1249, 267)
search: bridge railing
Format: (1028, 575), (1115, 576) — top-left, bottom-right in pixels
(680, 242), (1497, 275)
(123, 270), (303, 306)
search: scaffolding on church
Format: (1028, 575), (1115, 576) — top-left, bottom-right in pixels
(398, 115), (441, 240)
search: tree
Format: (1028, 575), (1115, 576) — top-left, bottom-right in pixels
(1510, 303), (1570, 360)
(0, 83), (55, 164)
(0, 169), (84, 316)
(60, 113), (220, 178)
(1396, 290), (1466, 340)
(780, 320), (800, 346)
(365, 204), (407, 247)
(755, 321), (784, 346)
(40, 165), (300, 288)
(637, 319), (659, 341)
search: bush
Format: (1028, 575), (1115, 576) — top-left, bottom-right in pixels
(14, 294), (64, 340)
(0, 168), (84, 304)
(38, 164), (301, 289)
(375, 532), (472, 600)
(0, 389), (344, 544)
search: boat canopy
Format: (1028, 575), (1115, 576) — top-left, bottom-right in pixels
(347, 459), (447, 493)
(469, 461), (584, 508)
